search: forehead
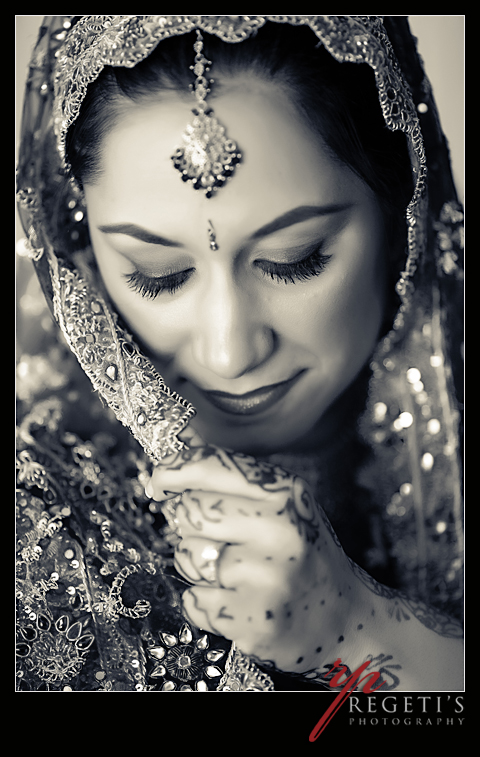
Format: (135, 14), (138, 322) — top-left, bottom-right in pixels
(86, 78), (362, 236)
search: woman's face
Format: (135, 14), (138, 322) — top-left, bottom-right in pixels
(85, 78), (388, 454)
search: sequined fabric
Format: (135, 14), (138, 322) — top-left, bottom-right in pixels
(16, 342), (268, 691)
(16, 16), (463, 691)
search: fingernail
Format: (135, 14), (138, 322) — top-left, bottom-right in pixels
(162, 490), (181, 501)
(144, 480), (154, 499)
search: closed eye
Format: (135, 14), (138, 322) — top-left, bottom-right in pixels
(255, 245), (332, 284)
(123, 268), (194, 298)
(123, 245), (332, 300)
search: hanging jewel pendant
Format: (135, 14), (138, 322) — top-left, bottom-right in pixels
(207, 219), (218, 250)
(171, 30), (242, 198)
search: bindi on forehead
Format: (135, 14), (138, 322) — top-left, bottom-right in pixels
(207, 220), (219, 251)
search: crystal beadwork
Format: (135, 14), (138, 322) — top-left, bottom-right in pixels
(49, 261), (196, 462)
(145, 622), (231, 691)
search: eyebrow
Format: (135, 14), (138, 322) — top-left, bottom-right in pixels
(97, 223), (182, 247)
(97, 203), (352, 247)
(251, 203), (353, 239)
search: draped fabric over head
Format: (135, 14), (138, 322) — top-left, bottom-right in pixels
(16, 16), (463, 692)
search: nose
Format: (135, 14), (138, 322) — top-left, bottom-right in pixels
(191, 268), (274, 380)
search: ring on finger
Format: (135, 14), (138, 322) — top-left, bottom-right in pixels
(161, 494), (184, 535)
(175, 539), (226, 586)
(198, 543), (223, 584)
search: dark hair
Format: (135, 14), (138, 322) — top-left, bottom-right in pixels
(67, 23), (414, 318)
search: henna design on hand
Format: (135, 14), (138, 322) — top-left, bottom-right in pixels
(166, 440), (232, 471)
(348, 559), (463, 639)
(164, 439), (325, 545)
(363, 652), (401, 691)
(251, 651), (403, 691)
(227, 452), (292, 492)
(276, 478), (320, 544)
(165, 439), (291, 492)
(182, 589), (224, 637)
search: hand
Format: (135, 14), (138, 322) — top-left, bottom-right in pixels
(146, 426), (361, 674)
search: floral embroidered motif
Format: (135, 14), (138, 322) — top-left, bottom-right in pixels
(145, 622), (230, 691)
(16, 405), (274, 691)
(16, 613), (95, 687)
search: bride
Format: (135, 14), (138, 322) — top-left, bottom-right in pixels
(16, 16), (463, 692)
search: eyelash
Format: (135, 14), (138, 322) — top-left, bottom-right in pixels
(258, 247), (331, 285)
(124, 268), (193, 299)
(124, 246), (331, 299)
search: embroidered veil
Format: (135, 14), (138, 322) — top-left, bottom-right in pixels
(16, 16), (463, 692)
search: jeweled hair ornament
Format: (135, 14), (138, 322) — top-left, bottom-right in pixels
(171, 30), (242, 198)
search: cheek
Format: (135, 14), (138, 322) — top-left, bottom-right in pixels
(90, 238), (185, 357)
(276, 242), (386, 373)
(112, 288), (189, 358)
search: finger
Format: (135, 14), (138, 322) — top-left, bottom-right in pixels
(175, 537), (229, 586)
(152, 427), (203, 469)
(182, 583), (282, 646)
(182, 586), (236, 638)
(144, 424), (208, 498)
(175, 536), (278, 591)
(178, 424), (206, 448)
(175, 491), (283, 546)
(148, 447), (279, 502)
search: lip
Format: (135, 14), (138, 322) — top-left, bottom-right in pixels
(197, 371), (305, 416)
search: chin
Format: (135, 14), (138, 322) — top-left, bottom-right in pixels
(189, 369), (369, 455)
(191, 410), (319, 456)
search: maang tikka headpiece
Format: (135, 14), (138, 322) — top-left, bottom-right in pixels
(171, 30), (242, 198)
